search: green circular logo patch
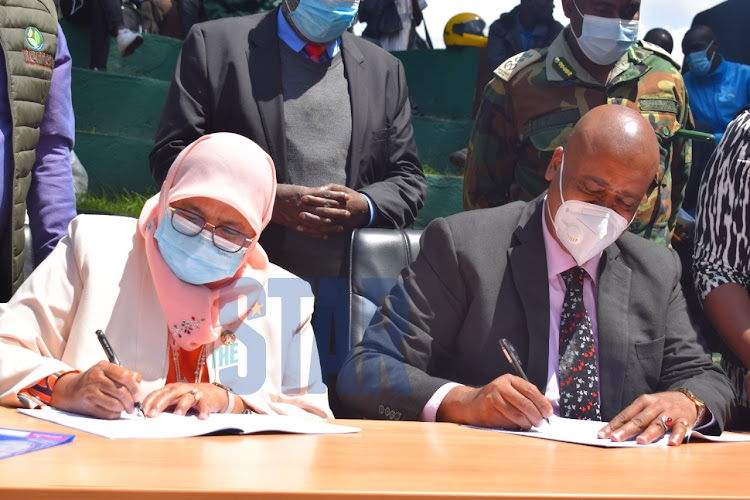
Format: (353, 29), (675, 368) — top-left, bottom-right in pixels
(25, 27), (44, 51)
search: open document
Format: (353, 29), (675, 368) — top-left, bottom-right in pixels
(468, 415), (750, 448)
(18, 408), (360, 439)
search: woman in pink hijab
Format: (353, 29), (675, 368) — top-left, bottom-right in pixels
(0, 133), (332, 419)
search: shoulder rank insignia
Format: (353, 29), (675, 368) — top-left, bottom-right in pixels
(494, 49), (543, 82)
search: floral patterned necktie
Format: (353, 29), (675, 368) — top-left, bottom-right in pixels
(558, 266), (601, 420)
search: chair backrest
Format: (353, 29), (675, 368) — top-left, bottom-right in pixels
(348, 228), (422, 347)
(317, 228), (422, 417)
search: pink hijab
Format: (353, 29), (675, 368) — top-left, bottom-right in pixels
(138, 133), (277, 351)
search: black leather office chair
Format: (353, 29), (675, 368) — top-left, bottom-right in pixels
(348, 228), (422, 347)
(324, 227), (422, 417)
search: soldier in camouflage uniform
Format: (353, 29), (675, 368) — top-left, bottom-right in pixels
(464, 0), (692, 246)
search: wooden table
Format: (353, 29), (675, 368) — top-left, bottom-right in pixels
(1, 407), (748, 499)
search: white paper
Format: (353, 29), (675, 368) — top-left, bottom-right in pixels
(468, 415), (750, 447)
(18, 408), (360, 439)
(690, 430), (750, 442)
(468, 415), (671, 448)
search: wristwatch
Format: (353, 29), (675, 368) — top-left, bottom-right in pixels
(675, 388), (706, 426)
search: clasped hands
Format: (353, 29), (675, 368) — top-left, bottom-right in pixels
(437, 374), (700, 446)
(273, 184), (370, 239)
(49, 361), (233, 420)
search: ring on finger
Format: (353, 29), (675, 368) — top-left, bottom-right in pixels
(678, 418), (689, 427)
(189, 387), (202, 402)
(656, 415), (673, 432)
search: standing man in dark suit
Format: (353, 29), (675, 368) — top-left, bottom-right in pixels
(149, 0), (427, 281)
(339, 105), (734, 444)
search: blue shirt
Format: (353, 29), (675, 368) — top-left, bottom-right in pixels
(276, 9), (341, 61)
(519, 26), (535, 52)
(0, 23), (76, 266)
(684, 57), (750, 143)
(275, 10), (375, 226)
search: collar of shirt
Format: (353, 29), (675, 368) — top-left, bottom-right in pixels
(541, 197), (602, 284)
(545, 27), (630, 86)
(276, 9), (341, 60)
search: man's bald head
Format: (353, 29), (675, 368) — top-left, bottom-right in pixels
(566, 105), (660, 185)
(544, 105), (660, 230)
(644, 28), (673, 54)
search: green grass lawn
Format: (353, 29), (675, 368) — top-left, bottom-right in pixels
(76, 190), (153, 218)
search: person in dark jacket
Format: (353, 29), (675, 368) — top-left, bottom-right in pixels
(487, 0), (562, 70)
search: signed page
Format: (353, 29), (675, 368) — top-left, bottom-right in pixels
(469, 416), (670, 448)
(468, 415), (750, 447)
(18, 408), (360, 439)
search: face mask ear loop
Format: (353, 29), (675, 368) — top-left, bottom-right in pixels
(559, 154), (566, 204)
(547, 154), (566, 225)
(706, 41), (716, 67)
(571, 0), (585, 39)
(625, 205), (638, 229)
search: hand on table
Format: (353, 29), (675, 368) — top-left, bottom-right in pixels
(597, 391), (699, 446)
(50, 361), (143, 420)
(436, 374), (553, 429)
(141, 382), (231, 419)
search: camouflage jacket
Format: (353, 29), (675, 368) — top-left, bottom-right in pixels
(464, 29), (693, 246)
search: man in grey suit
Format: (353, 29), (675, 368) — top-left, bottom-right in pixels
(339, 105), (734, 445)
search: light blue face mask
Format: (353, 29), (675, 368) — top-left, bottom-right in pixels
(571, 0), (639, 66)
(288, 0), (360, 44)
(686, 44), (715, 76)
(155, 212), (246, 285)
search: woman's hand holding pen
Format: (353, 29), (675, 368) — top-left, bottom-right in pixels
(49, 361), (143, 419)
(141, 382), (235, 420)
(435, 374), (553, 430)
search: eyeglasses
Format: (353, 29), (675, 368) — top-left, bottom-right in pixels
(167, 207), (252, 253)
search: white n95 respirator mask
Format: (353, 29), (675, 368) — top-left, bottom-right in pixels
(548, 157), (631, 265)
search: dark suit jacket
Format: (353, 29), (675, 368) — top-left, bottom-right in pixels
(338, 196), (734, 431)
(149, 8), (427, 262)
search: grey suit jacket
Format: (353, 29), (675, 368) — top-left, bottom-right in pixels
(338, 196), (734, 431)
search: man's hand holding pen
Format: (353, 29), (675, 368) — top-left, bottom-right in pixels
(49, 361), (144, 420)
(435, 375), (554, 430)
(436, 338), (553, 429)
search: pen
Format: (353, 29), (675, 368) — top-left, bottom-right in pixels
(95, 329), (146, 418)
(499, 338), (550, 425)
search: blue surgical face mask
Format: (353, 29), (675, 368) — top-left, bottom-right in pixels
(287, 0), (360, 44)
(686, 44), (715, 76)
(571, 0), (639, 66)
(154, 212), (246, 285)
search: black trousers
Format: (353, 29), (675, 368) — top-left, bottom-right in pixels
(62, 0), (124, 69)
